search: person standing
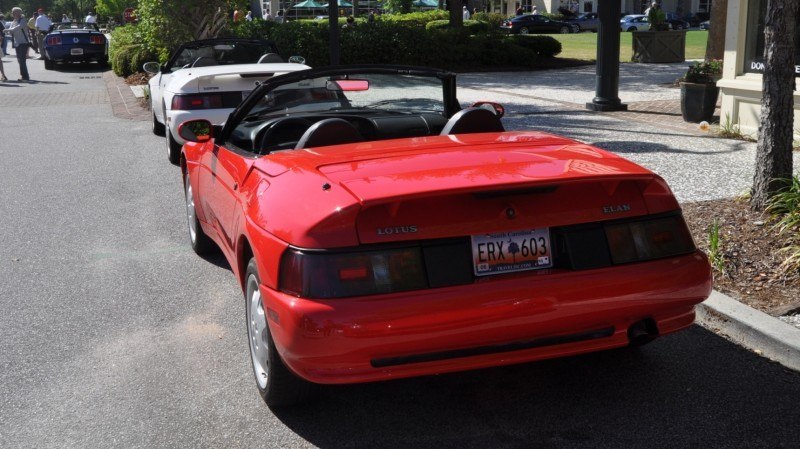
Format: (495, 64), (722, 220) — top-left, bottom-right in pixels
(27, 12), (38, 55)
(245, 10), (253, 21)
(62, 14), (71, 24)
(35, 8), (52, 59)
(462, 5), (470, 20)
(4, 7), (31, 81)
(263, 9), (272, 20)
(85, 11), (97, 27)
(0, 14), (9, 56)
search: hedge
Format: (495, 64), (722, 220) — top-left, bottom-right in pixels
(425, 19), (490, 34)
(112, 19), (562, 74)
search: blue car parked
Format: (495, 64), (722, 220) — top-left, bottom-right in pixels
(43, 24), (108, 70)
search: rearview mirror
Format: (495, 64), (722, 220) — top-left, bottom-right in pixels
(178, 120), (213, 143)
(326, 79), (370, 92)
(472, 101), (505, 118)
(142, 61), (160, 74)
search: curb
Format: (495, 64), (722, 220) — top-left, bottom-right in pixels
(696, 290), (800, 372)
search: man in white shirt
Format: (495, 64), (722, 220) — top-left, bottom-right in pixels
(462, 6), (470, 20)
(85, 12), (97, 25)
(263, 9), (272, 20)
(34, 8), (51, 59)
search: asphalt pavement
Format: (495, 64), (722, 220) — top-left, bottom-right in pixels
(1, 53), (799, 448)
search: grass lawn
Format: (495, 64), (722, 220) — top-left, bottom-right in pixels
(541, 30), (709, 62)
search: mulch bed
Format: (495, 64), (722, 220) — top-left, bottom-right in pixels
(682, 197), (800, 316)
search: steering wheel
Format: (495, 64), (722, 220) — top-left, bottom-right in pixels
(257, 117), (314, 155)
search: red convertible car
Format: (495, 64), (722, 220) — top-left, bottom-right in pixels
(177, 65), (712, 407)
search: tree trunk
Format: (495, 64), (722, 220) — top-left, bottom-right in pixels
(353, 0), (359, 17)
(448, 0), (463, 27)
(752, 0), (798, 211)
(705, 0), (727, 60)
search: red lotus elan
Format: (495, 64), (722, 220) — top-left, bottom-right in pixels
(177, 65), (712, 407)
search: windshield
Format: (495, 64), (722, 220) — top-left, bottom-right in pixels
(247, 73), (446, 118)
(169, 41), (279, 70)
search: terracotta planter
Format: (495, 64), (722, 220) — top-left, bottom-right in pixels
(680, 82), (720, 123)
(632, 30), (687, 63)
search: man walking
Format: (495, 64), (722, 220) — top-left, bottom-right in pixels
(4, 7), (31, 81)
(35, 8), (51, 59)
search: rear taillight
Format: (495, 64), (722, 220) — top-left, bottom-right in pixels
(279, 247), (427, 299)
(90, 35), (105, 44)
(46, 36), (62, 45)
(605, 215), (695, 264)
(171, 94), (224, 110)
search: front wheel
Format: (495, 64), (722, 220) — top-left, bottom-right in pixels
(574, 24), (581, 32)
(518, 27), (529, 35)
(560, 26), (570, 34)
(245, 258), (321, 407)
(628, 26), (637, 32)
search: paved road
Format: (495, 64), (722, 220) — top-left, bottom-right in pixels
(1, 55), (799, 448)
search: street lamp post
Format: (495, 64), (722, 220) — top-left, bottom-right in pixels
(586, 1), (627, 112)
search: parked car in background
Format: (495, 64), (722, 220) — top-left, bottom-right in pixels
(700, 20), (710, 30)
(177, 64), (713, 407)
(620, 14), (649, 31)
(564, 12), (599, 32)
(664, 13), (690, 30)
(502, 14), (577, 34)
(146, 39), (281, 136)
(42, 25), (108, 70)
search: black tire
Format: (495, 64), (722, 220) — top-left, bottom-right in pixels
(574, 24), (581, 32)
(152, 111), (166, 136)
(519, 27), (529, 35)
(559, 26), (570, 34)
(245, 258), (321, 407)
(43, 58), (54, 70)
(166, 128), (181, 165)
(98, 58), (109, 69)
(628, 26), (637, 32)
(184, 171), (214, 255)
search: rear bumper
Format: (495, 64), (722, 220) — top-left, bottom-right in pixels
(263, 251), (712, 384)
(45, 46), (107, 62)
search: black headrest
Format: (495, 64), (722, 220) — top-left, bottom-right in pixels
(440, 107), (505, 135)
(295, 118), (364, 150)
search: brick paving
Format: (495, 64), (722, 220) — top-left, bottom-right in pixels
(103, 71), (149, 122)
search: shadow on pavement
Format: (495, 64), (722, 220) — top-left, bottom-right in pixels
(273, 326), (799, 448)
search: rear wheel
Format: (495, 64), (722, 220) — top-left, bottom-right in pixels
(628, 26), (637, 31)
(560, 26), (570, 34)
(43, 58), (54, 70)
(184, 171), (213, 255)
(245, 258), (321, 407)
(574, 24), (582, 32)
(519, 27), (529, 35)
(166, 127), (181, 165)
(152, 110), (165, 136)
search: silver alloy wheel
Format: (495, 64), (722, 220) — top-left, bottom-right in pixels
(519, 27), (529, 34)
(246, 274), (270, 389)
(185, 175), (197, 244)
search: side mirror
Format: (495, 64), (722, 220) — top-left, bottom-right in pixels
(178, 119), (213, 143)
(288, 55), (306, 64)
(472, 101), (505, 118)
(142, 61), (160, 74)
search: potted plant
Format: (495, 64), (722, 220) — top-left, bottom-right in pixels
(631, 4), (686, 63)
(680, 59), (723, 123)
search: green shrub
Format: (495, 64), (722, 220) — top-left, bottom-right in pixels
(380, 10), (449, 27)
(541, 12), (566, 21)
(472, 12), (507, 28)
(109, 24), (160, 76)
(508, 34), (562, 57)
(425, 20), (450, 30)
(230, 19), (280, 39)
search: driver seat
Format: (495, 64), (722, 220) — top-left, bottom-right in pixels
(440, 107), (505, 135)
(295, 119), (364, 150)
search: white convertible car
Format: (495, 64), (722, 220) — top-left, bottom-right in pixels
(144, 38), (309, 164)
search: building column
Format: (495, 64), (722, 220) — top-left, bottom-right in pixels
(586, 0), (627, 111)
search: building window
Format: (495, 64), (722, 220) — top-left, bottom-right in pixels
(742, 0), (800, 75)
(698, 0), (713, 13)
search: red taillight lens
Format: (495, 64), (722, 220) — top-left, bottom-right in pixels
(46, 36), (62, 45)
(90, 35), (105, 44)
(171, 94), (224, 110)
(279, 247), (427, 299)
(605, 215), (695, 265)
